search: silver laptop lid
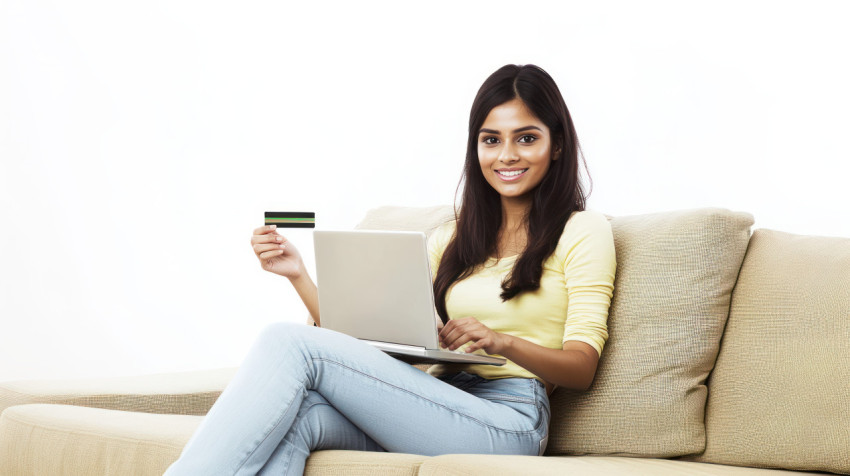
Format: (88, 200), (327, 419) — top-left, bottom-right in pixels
(313, 229), (441, 350)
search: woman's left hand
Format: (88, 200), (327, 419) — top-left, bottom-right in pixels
(438, 316), (509, 355)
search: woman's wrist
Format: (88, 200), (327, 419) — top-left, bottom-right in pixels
(498, 333), (515, 355)
(286, 260), (308, 283)
(288, 268), (306, 286)
(288, 265), (320, 326)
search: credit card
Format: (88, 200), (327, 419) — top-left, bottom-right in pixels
(264, 211), (315, 228)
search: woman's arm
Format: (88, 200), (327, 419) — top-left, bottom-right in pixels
(439, 316), (599, 391)
(289, 265), (321, 327)
(500, 336), (598, 392)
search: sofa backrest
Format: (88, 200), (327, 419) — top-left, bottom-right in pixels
(677, 228), (850, 475)
(354, 204), (457, 236)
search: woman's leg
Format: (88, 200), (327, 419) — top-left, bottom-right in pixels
(163, 322), (547, 475)
(257, 390), (385, 476)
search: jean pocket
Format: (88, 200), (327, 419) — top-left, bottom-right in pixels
(470, 378), (537, 404)
(538, 431), (549, 456)
(468, 384), (540, 424)
(472, 391), (536, 405)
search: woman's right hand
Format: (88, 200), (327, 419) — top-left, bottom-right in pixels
(251, 225), (304, 279)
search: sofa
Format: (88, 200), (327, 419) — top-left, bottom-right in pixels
(1, 205), (848, 475)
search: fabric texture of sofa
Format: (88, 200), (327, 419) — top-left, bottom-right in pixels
(1, 205), (847, 475)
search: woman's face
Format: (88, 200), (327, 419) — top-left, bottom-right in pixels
(477, 98), (556, 205)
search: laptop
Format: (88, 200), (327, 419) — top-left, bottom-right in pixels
(313, 229), (505, 366)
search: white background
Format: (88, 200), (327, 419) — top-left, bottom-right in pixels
(2, 0), (848, 381)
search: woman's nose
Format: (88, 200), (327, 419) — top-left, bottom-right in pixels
(498, 142), (519, 162)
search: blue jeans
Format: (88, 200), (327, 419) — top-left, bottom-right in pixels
(163, 322), (551, 475)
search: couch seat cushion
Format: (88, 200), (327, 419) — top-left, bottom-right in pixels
(0, 403), (200, 475)
(0, 404), (427, 476)
(305, 450), (426, 475)
(419, 454), (827, 475)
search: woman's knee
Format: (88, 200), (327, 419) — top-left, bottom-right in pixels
(259, 321), (312, 344)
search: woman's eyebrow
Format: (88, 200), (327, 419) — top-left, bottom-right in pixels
(478, 125), (543, 135)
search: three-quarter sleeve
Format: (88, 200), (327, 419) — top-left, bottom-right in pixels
(561, 212), (617, 357)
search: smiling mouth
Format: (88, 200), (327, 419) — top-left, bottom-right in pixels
(496, 168), (529, 181)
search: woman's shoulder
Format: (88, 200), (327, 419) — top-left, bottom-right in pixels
(556, 209), (617, 280)
(561, 209), (612, 238)
(552, 209), (615, 262)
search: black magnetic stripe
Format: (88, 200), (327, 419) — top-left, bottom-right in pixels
(265, 212), (315, 219)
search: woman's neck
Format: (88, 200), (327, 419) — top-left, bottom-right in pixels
(500, 198), (530, 232)
(495, 221), (528, 259)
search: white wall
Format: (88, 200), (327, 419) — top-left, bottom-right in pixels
(2, 0), (848, 381)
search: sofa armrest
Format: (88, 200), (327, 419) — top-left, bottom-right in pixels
(0, 367), (238, 417)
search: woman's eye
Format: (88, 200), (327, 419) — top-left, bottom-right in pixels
(482, 135), (537, 145)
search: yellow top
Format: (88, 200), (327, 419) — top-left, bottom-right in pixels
(425, 210), (616, 383)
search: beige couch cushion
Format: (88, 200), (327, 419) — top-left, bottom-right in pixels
(0, 404), (428, 476)
(418, 454), (825, 475)
(678, 229), (850, 474)
(548, 207), (754, 457)
(305, 450), (426, 475)
(0, 403), (199, 475)
(0, 403), (818, 476)
(354, 204), (456, 235)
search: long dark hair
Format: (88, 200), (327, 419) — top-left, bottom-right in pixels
(433, 64), (591, 325)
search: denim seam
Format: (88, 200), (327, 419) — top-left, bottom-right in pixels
(313, 357), (540, 435)
(476, 393), (536, 405)
(533, 382), (550, 435)
(232, 375), (309, 474)
(284, 402), (324, 459)
(270, 399), (333, 476)
(279, 425), (303, 476)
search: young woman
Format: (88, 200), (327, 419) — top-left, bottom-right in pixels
(164, 63), (616, 475)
